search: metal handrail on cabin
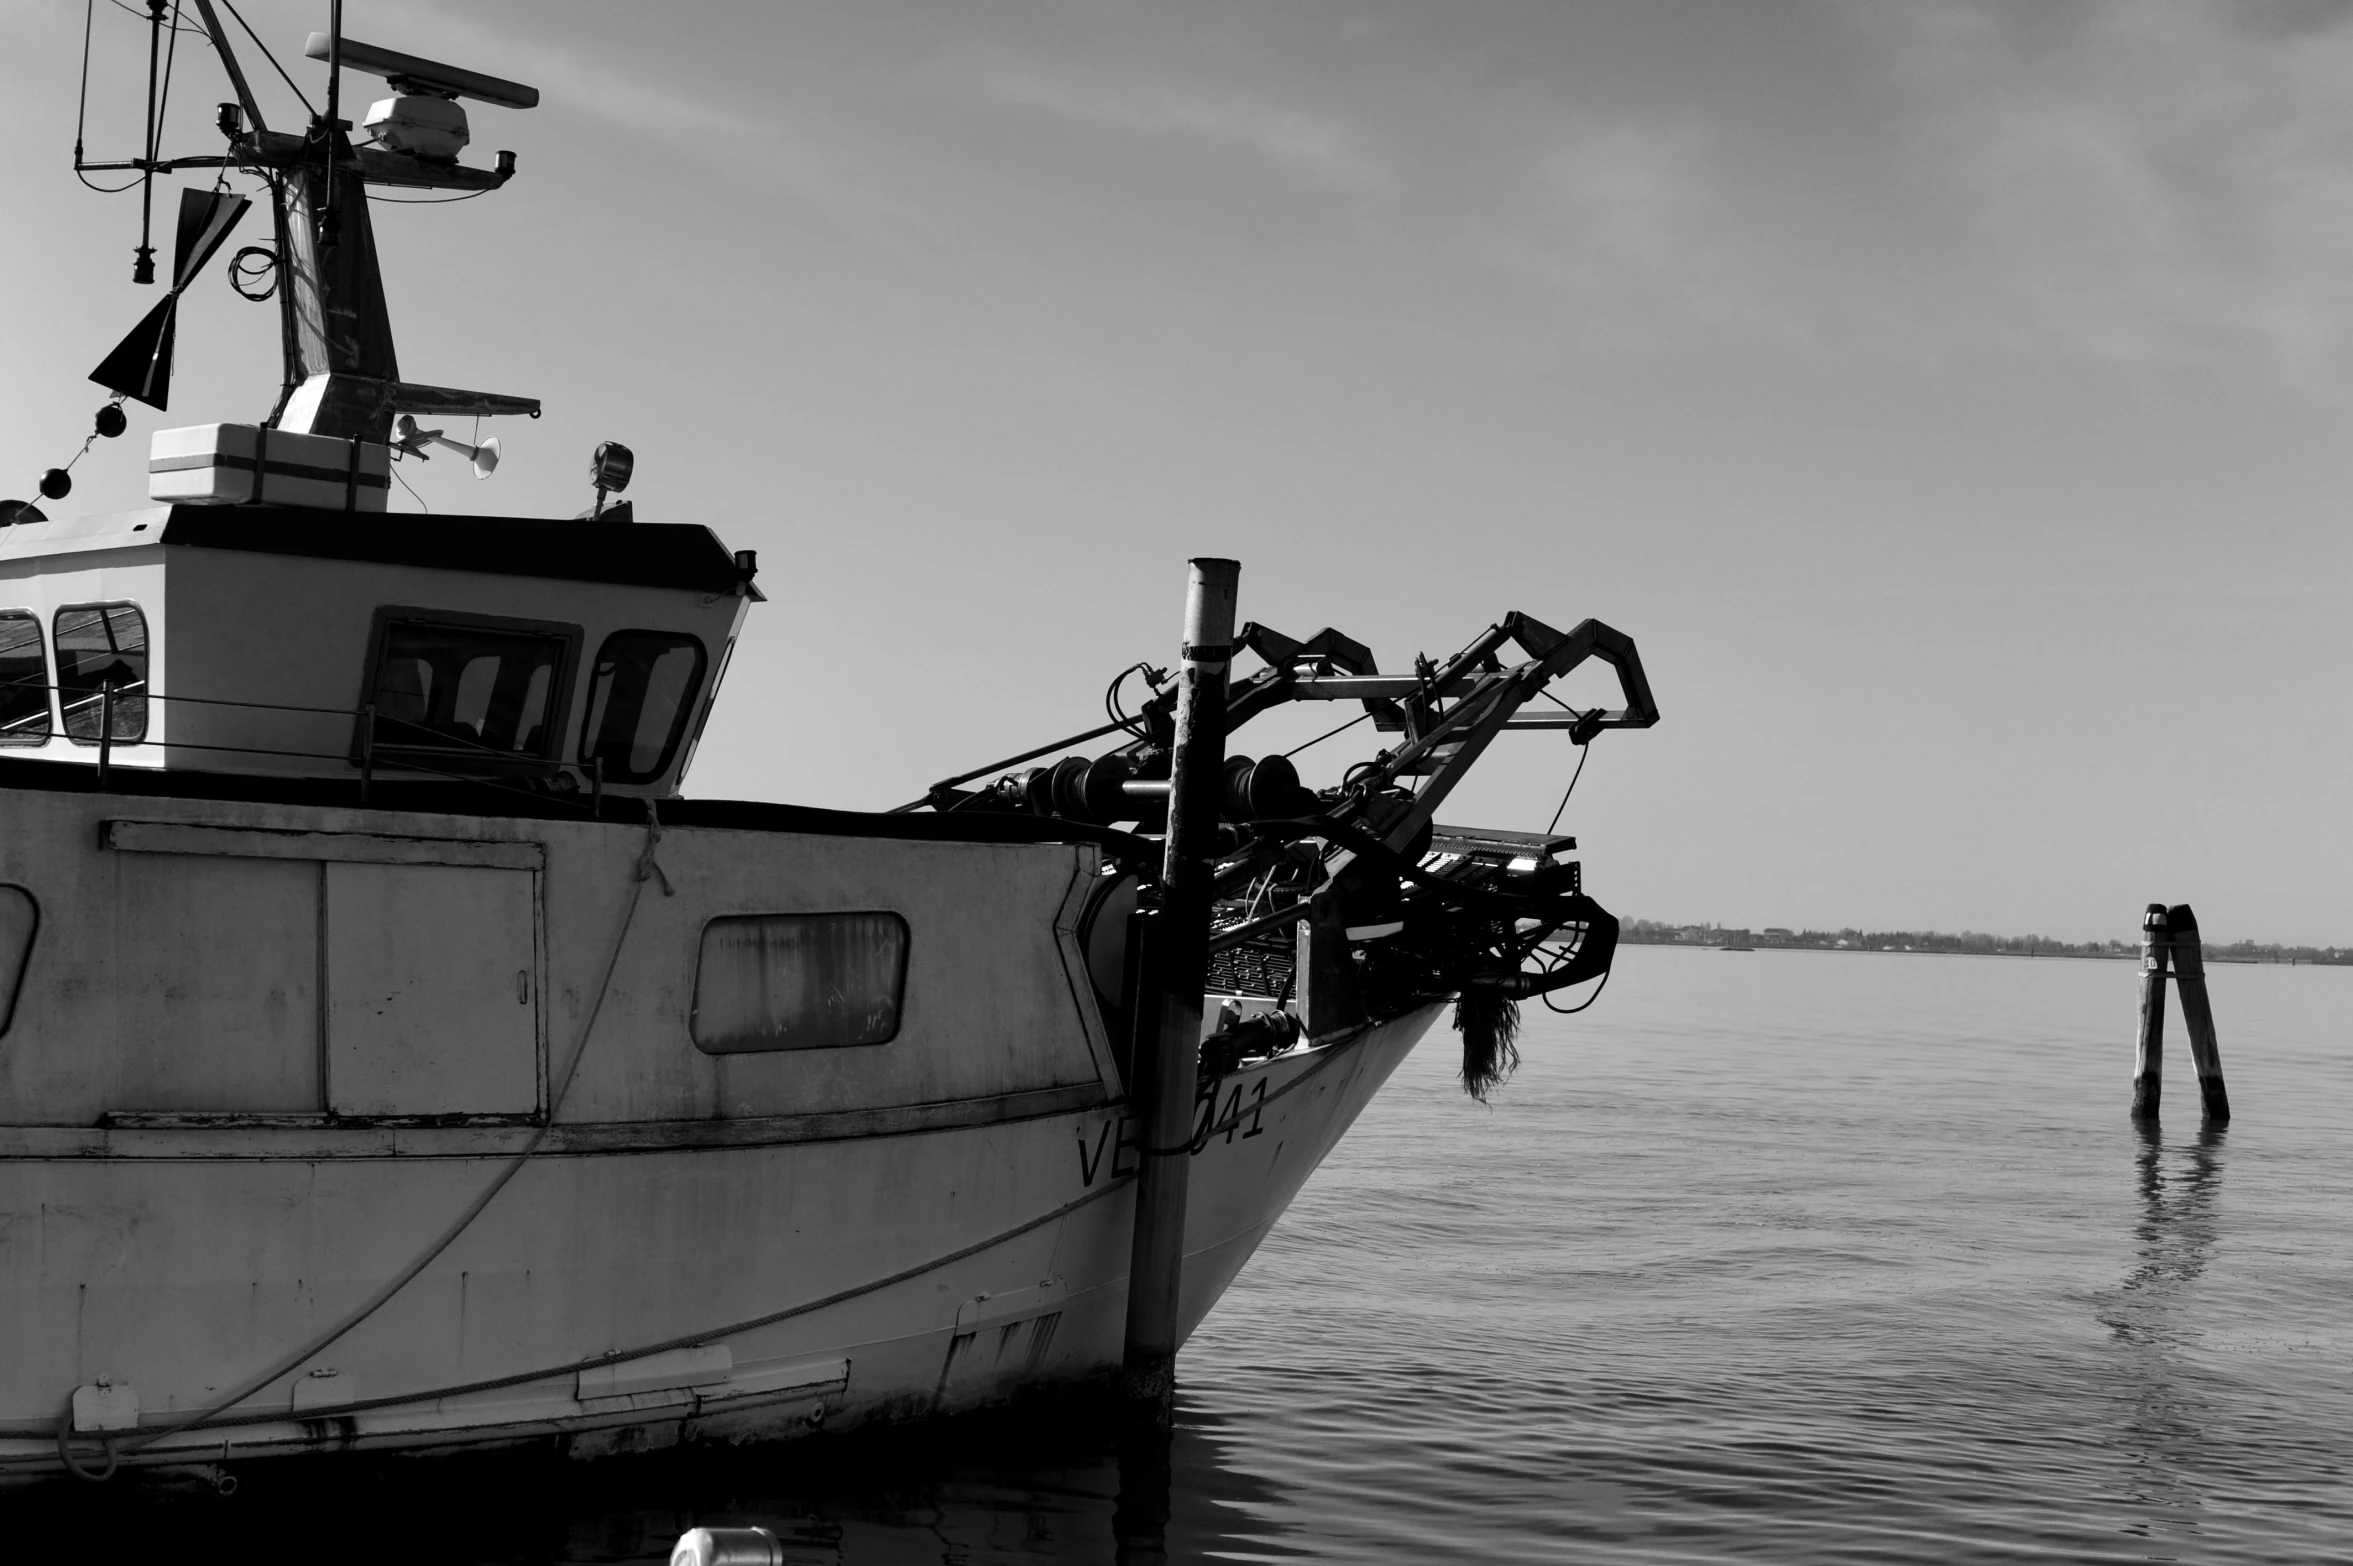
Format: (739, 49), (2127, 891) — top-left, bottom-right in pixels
(0, 674), (611, 816)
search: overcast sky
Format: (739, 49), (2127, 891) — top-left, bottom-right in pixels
(3, 0), (2349, 944)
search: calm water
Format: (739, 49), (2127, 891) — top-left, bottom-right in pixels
(22, 947), (2350, 1561)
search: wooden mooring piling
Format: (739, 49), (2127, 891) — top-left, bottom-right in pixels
(2130, 902), (2231, 1124)
(1121, 557), (1240, 1422)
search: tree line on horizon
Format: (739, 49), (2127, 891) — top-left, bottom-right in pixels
(1621, 919), (2350, 966)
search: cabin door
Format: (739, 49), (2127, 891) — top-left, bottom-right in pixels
(324, 863), (541, 1117)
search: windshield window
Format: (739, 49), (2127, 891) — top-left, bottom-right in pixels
(580, 631), (706, 784)
(0, 613), (51, 745)
(368, 618), (571, 761)
(54, 604), (147, 744)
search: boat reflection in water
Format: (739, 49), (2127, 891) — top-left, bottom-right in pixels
(8, 1393), (1287, 1564)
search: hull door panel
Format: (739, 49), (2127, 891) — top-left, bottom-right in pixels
(325, 862), (541, 1118)
(74, 819), (549, 1124)
(106, 852), (323, 1114)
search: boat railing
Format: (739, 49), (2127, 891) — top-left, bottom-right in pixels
(0, 673), (617, 816)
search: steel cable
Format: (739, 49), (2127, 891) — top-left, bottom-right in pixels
(78, 1024), (1384, 1455)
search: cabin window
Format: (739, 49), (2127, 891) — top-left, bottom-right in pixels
(691, 912), (910, 1053)
(54, 603), (147, 744)
(580, 631), (706, 784)
(0, 885), (35, 1036)
(675, 636), (733, 783)
(362, 610), (579, 767)
(0, 613), (51, 745)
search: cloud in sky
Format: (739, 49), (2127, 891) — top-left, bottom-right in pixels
(363, 0), (917, 228)
(1473, 0), (2353, 376)
(949, 45), (1392, 198)
(1858, 0), (2353, 367)
(1479, 117), (1839, 352)
(312, 2), (2353, 375)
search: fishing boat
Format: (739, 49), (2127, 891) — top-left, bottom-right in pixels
(0, 5), (1657, 1487)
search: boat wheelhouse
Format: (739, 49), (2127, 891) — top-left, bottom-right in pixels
(0, 503), (753, 797)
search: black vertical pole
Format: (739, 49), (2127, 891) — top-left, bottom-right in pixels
(2166, 904), (2232, 1123)
(98, 682), (116, 791)
(1121, 557), (1239, 1423)
(133, 0), (167, 283)
(321, 0), (343, 243)
(2131, 902), (2168, 1120)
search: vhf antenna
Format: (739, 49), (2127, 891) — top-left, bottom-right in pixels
(133, 0), (168, 283)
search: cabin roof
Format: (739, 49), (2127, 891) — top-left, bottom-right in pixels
(0, 505), (747, 594)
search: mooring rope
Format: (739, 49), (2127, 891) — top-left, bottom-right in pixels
(74, 1025), (1383, 1454)
(53, 1415), (118, 1482)
(71, 807), (676, 1472)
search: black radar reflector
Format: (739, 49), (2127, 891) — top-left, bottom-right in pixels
(90, 189), (251, 411)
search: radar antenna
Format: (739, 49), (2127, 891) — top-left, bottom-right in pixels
(74, 1), (543, 444)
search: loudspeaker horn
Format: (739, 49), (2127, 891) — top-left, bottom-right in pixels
(394, 415), (502, 479)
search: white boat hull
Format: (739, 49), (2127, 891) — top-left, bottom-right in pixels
(0, 787), (1437, 1482)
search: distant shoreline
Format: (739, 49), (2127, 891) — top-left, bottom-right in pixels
(1622, 922), (2349, 967)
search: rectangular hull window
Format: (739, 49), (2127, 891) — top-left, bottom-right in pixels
(0, 612), (51, 745)
(692, 912), (909, 1053)
(580, 631), (706, 783)
(363, 610), (579, 772)
(54, 603), (147, 744)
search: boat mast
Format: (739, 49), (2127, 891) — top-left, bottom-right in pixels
(88, 2), (540, 442)
(323, 1), (341, 232)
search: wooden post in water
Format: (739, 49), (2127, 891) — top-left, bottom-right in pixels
(2165, 903), (2232, 1123)
(1122, 557), (1239, 1422)
(2130, 902), (2169, 1120)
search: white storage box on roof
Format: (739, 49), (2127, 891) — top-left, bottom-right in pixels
(149, 423), (390, 511)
